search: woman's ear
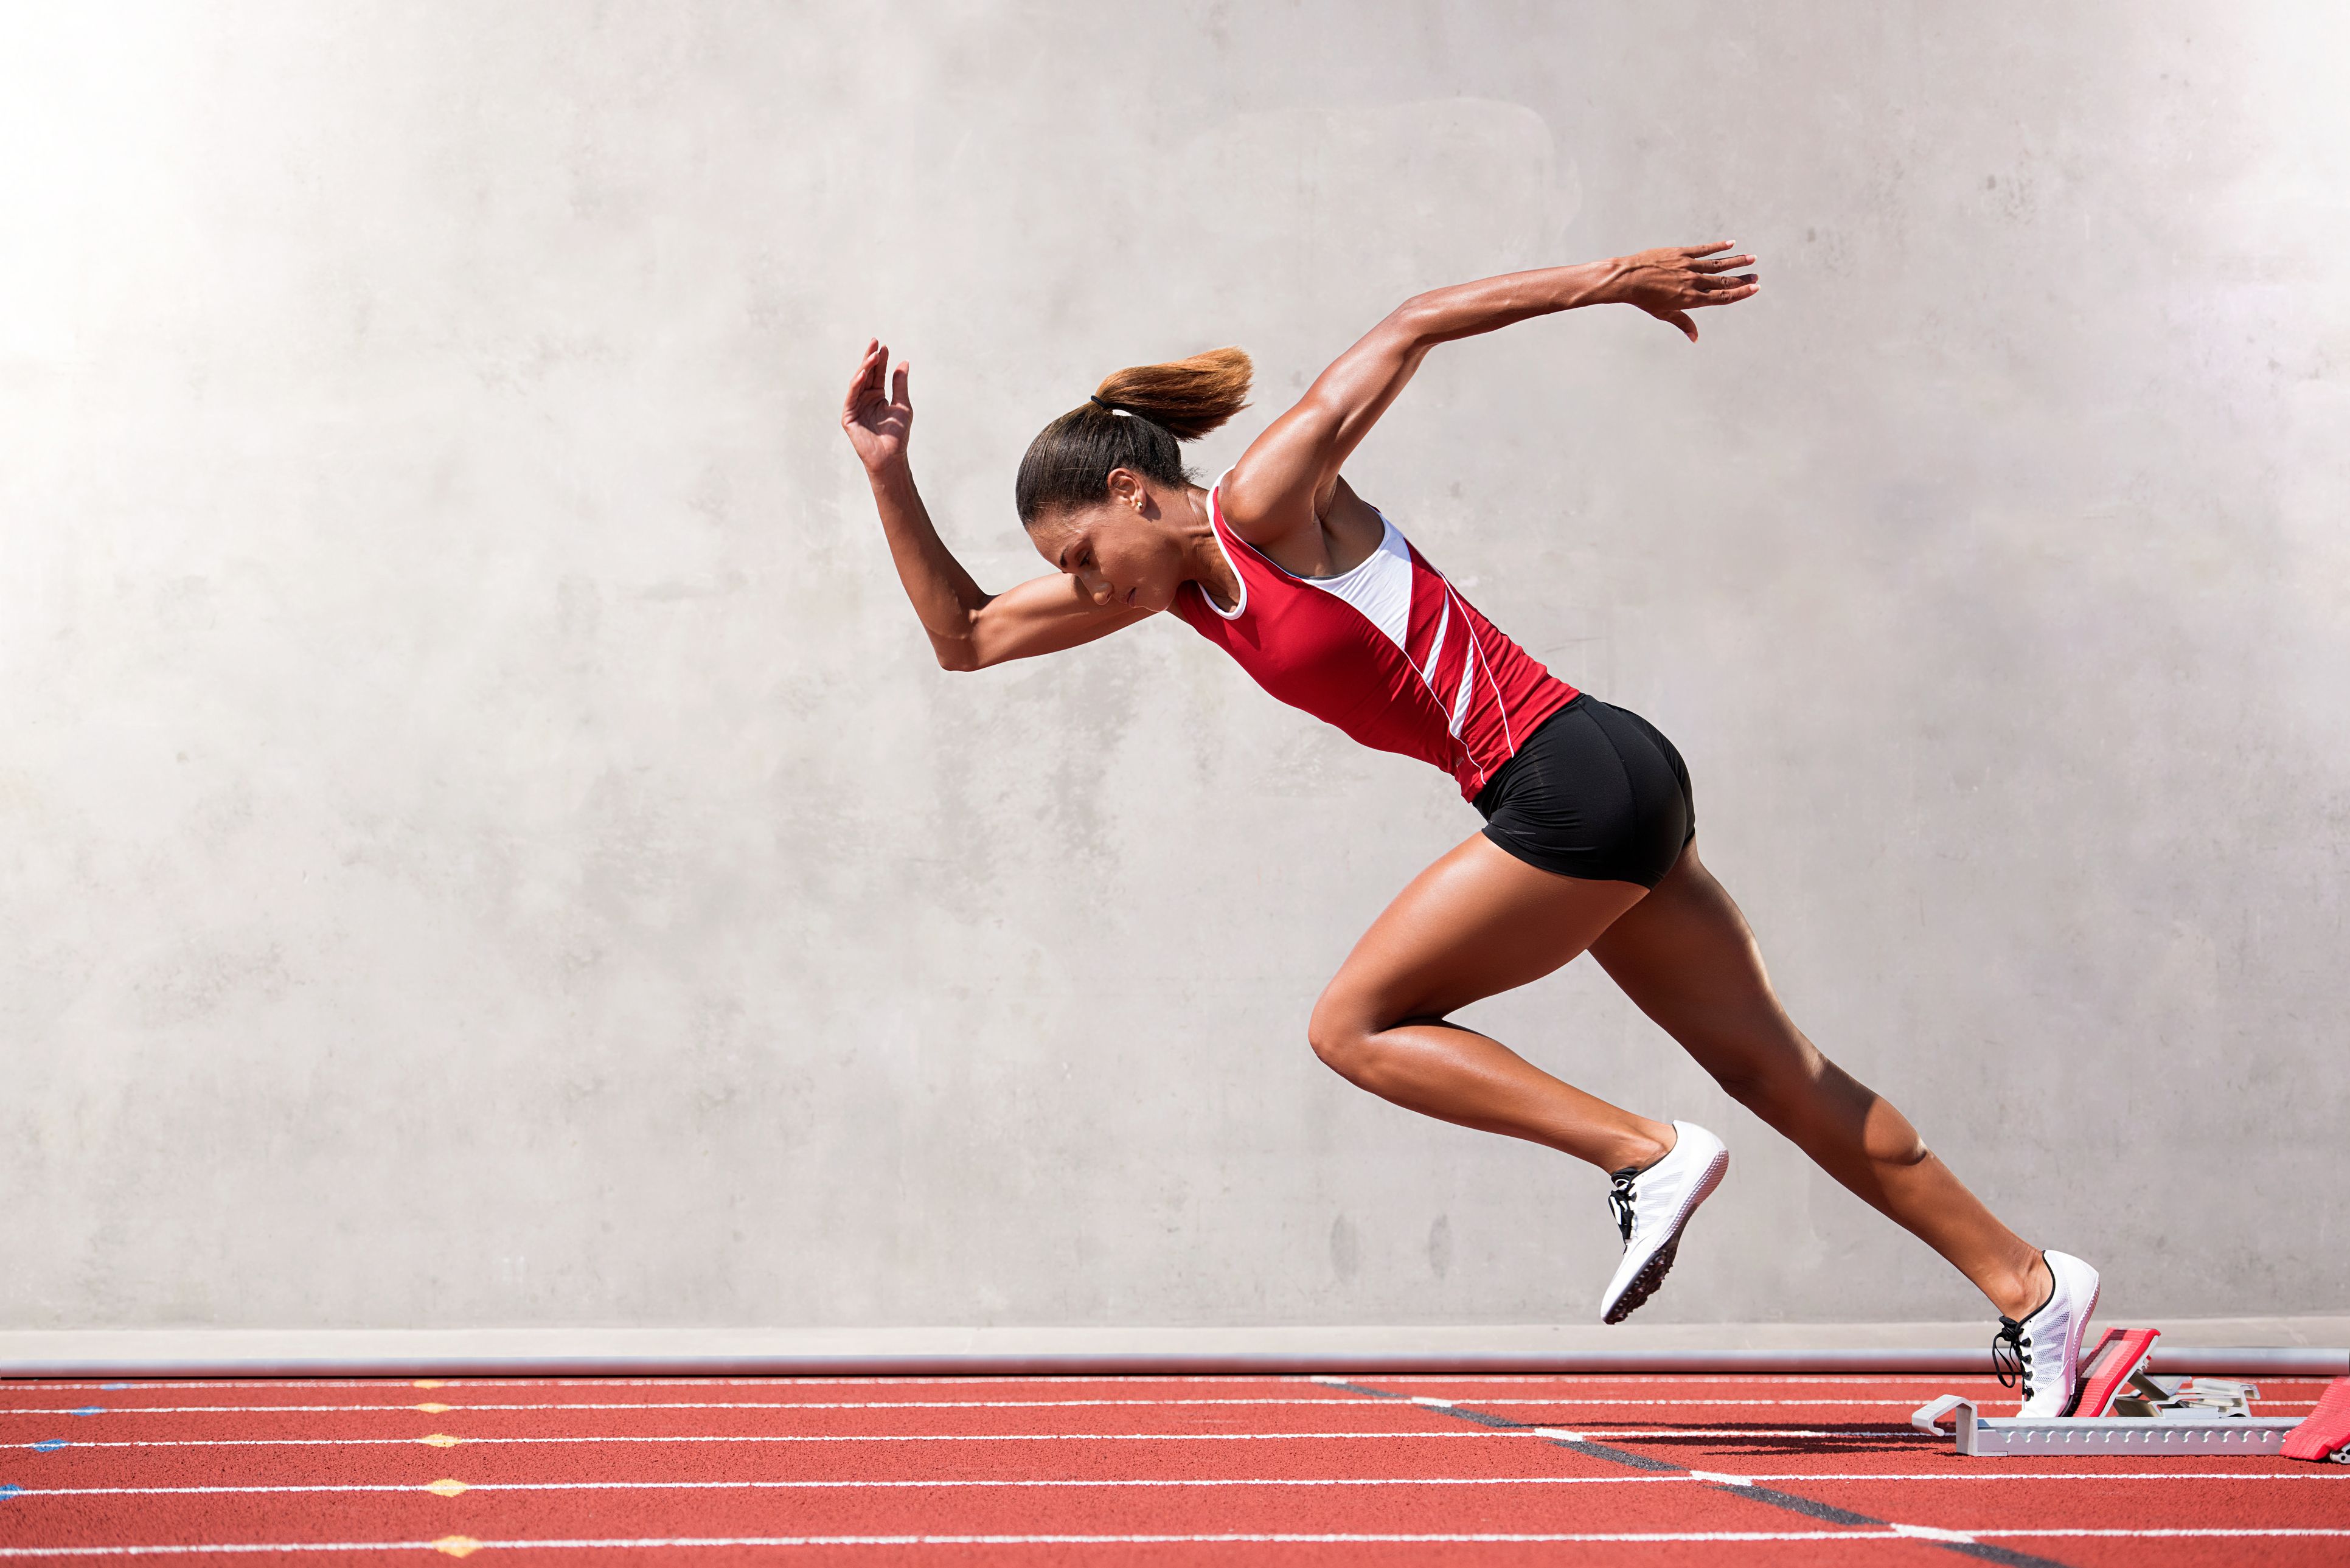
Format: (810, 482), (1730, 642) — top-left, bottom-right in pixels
(1105, 467), (1149, 511)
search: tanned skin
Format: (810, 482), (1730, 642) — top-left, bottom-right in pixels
(842, 245), (2053, 1320)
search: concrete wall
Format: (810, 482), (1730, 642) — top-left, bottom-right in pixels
(3, 1), (2344, 1333)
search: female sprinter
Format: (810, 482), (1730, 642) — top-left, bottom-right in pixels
(840, 243), (2101, 1415)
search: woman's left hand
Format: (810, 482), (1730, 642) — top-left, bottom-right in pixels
(1607, 243), (1760, 341)
(843, 338), (915, 472)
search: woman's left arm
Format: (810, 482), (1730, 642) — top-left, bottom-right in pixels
(1221, 245), (1758, 547)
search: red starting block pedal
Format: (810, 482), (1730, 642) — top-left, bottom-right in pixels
(2282, 1378), (2350, 1463)
(2072, 1327), (2162, 1417)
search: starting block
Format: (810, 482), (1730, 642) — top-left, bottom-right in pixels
(2282, 1379), (2350, 1464)
(1911, 1328), (2304, 1457)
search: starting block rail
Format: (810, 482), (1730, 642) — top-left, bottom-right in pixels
(1911, 1396), (2301, 1456)
(1912, 1326), (2312, 1459)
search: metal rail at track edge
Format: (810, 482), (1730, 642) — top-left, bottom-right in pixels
(4, 1346), (2344, 1381)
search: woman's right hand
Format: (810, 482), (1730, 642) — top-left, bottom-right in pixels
(842, 338), (913, 471)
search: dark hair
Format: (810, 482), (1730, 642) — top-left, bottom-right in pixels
(1015, 347), (1253, 526)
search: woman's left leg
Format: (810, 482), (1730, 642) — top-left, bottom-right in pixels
(1587, 838), (2051, 1321)
(1306, 830), (1669, 1174)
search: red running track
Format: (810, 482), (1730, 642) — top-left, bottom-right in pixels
(3, 1372), (2346, 1566)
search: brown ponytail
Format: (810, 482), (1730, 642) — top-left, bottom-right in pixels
(1016, 347), (1254, 526)
(1091, 347), (1252, 440)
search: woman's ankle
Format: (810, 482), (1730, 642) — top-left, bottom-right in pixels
(1988, 1250), (2053, 1322)
(1601, 1118), (1677, 1174)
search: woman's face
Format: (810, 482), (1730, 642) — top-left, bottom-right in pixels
(1030, 474), (1184, 614)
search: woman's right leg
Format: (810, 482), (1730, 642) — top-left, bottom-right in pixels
(1306, 830), (1665, 1173)
(1587, 839), (2053, 1322)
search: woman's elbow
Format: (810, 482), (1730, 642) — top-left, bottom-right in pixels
(931, 633), (984, 672)
(1386, 294), (1444, 347)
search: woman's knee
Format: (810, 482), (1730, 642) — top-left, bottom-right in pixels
(1305, 997), (1421, 1089)
(1699, 1045), (1798, 1115)
(1306, 1005), (1375, 1082)
(1706, 1046), (1933, 1166)
(1698, 1033), (1832, 1123)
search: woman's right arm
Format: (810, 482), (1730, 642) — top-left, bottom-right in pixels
(843, 340), (1153, 671)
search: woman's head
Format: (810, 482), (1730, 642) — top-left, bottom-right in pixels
(1018, 348), (1251, 611)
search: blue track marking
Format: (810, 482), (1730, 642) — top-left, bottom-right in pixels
(100, 1383), (130, 1390)
(32, 1441), (66, 1454)
(0, 1483), (18, 1500)
(70, 1407), (102, 1417)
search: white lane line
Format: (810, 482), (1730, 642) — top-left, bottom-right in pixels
(1978, 1530), (2350, 1539)
(23, 1372), (2154, 1392)
(4, 1528), (2349, 1556)
(5, 1477), (1694, 1497)
(0, 1399), (1374, 1417)
(15, 1469), (2339, 1499)
(4, 1401), (2312, 1429)
(1373, 1375), (2026, 1386)
(5, 1397), (2318, 1415)
(1743, 1471), (2347, 1483)
(0, 1376), (1351, 1393)
(12, 1426), (1921, 1450)
(0, 1532), (1950, 1555)
(1400, 1401), (2321, 1420)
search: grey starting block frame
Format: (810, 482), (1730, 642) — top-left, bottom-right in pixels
(1913, 1327), (2315, 1457)
(1911, 1393), (2300, 1456)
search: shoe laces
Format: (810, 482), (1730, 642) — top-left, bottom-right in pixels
(1992, 1316), (2036, 1398)
(1607, 1168), (1638, 1246)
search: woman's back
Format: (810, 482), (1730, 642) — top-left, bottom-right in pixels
(1170, 469), (1579, 802)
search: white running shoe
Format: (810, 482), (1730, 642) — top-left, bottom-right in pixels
(1598, 1121), (1728, 1325)
(1995, 1249), (2102, 1417)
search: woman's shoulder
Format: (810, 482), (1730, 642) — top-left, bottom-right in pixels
(1219, 466), (1385, 580)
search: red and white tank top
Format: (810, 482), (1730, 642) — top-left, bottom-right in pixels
(1169, 471), (1579, 803)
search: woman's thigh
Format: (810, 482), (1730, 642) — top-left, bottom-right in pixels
(1585, 839), (1819, 1092)
(1310, 831), (1649, 1038)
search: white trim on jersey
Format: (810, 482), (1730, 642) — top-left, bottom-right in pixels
(1197, 474), (1248, 620)
(1293, 510), (1413, 653)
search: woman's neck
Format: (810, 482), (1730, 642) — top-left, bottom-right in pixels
(1175, 485), (1241, 609)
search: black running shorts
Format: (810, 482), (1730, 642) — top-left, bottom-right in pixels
(1472, 693), (1695, 888)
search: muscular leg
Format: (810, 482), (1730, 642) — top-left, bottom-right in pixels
(1307, 831), (1674, 1174)
(1588, 839), (2050, 1320)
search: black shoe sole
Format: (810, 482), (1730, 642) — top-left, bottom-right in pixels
(1602, 1237), (1680, 1325)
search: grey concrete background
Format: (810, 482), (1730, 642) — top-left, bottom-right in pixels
(2, 2), (2344, 1334)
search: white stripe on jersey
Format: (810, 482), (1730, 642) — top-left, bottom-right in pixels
(1448, 636), (1477, 737)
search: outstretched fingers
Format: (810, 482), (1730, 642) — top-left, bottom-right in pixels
(1688, 246), (1759, 311)
(1689, 243), (1759, 299)
(843, 338), (886, 425)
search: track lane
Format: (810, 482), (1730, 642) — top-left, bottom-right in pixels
(0, 1474), (1889, 1547)
(0, 1536), (1982, 1566)
(5, 1372), (2345, 1568)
